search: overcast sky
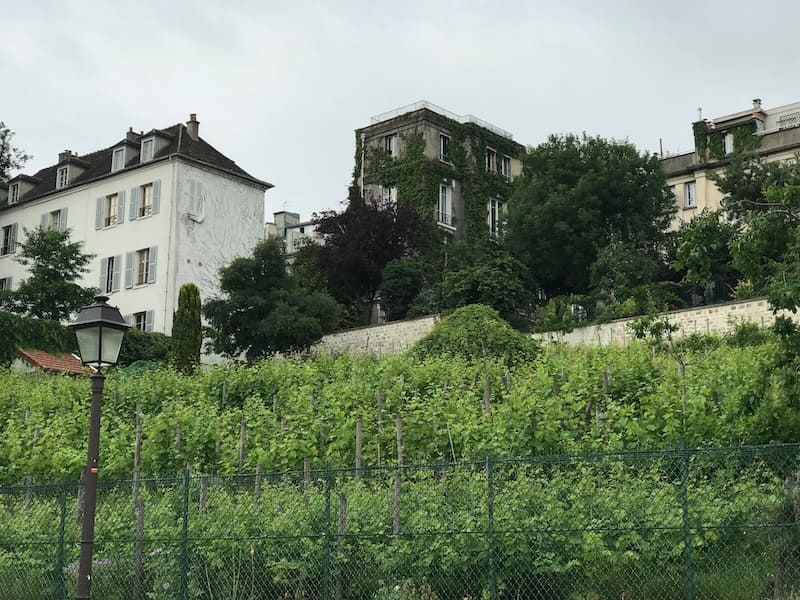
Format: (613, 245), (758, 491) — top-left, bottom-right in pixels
(3, 0), (800, 220)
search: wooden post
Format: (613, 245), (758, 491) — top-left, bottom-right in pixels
(355, 416), (363, 480)
(272, 394), (278, 413)
(25, 426), (40, 511)
(175, 422), (182, 455)
(221, 380), (228, 411)
(238, 421), (247, 472)
(304, 458), (311, 492)
(199, 477), (208, 513)
(501, 373), (510, 395)
(254, 464), (264, 504)
(552, 374), (560, 395)
(395, 414), (403, 465)
(602, 369), (611, 396)
(393, 414), (403, 534)
(280, 417), (287, 434)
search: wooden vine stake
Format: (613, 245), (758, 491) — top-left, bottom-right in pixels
(355, 416), (363, 480)
(254, 464), (264, 505)
(238, 421), (247, 472)
(25, 426), (40, 512)
(303, 458), (311, 492)
(393, 414), (403, 534)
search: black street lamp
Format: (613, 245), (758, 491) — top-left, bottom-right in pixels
(69, 295), (129, 599)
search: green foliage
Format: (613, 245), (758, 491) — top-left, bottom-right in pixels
(379, 258), (426, 321)
(170, 283), (201, 374)
(1, 226), (96, 321)
(0, 121), (30, 182)
(507, 134), (675, 298)
(118, 328), (171, 366)
(725, 319), (774, 348)
(203, 238), (340, 361)
(412, 304), (538, 367)
(0, 311), (75, 366)
(674, 211), (738, 289)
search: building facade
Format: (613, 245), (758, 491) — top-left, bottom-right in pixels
(661, 99), (800, 227)
(265, 211), (323, 257)
(0, 115), (272, 334)
(354, 101), (525, 240)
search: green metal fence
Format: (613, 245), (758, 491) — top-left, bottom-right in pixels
(3, 444), (800, 599)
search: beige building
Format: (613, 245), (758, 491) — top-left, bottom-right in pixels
(355, 101), (525, 240)
(661, 98), (800, 228)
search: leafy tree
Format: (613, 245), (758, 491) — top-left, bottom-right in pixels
(0, 311), (76, 366)
(313, 192), (432, 325)
(412, 304), (539, 367)
(170, 283), (202, 374)
(0, 122), (30, 182)
(1, 226), (96, 321)
(507, 134), (675, 298)
(439, 241), (529, 326)
(379, 257), (426, 321)
(203, 237), (340, 361)
(118, 328), (171, 366)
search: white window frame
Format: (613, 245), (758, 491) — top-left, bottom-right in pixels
(439, 134), (450, 162)
(134, 311), (147, 331)
(56, 166), (69, 190)
(1, 224), (15, 256)
(437, 182), (453, 227)
(486, 148), (497, 173)
(8, 183), (20, 205)
(48, 209), (60, 230)
(104, 255), (116, 293)
(104, 193), (119, 227)
(488, 197), (506, 237)
(0, 276), (10, 291)
(384, 134), (397, 158)
(140, 137), (155, 163)
(136, 248), (150, 285)
(139, 183), (154, 217)
(723, 133), (734, 155)
(684, 181), (697, 208)
(500, 155), (511, 180)
(112, 147), (126, 172)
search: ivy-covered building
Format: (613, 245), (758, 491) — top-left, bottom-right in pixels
(661, 98), (800, 227)
(354, 101), (525, 240)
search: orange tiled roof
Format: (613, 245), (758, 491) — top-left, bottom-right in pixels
(16, 348), (87, 376)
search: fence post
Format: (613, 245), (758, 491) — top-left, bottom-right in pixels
(322, 465), (333, 600)
(54, 480), (68, 600)
(680, 447), (696, 600)
(487, 454), (497, 600)
(179, 466), (191, 600)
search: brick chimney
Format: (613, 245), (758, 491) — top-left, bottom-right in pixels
(186, 113), (200, 141)
(58, 150), (73, 163)
(126, 127), (140, 142)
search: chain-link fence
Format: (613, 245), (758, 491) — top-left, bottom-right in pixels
(2, 444), (800, 599)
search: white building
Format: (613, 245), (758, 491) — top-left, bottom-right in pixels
(0, 114), (272, 334)
(266, 210), (323, 257)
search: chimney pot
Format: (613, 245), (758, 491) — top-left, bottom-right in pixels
(753, 98), (762, 111)
(58, 150), (72, 163)
(186, 114), (200, 141)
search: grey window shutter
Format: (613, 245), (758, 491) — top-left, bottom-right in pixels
(147, 246), (158, 284)
(5, 276), (10, 290)
(40, 213), (48, 229)
(59, 208), (68, 232)
(99, 258), (108, 291)
(124, 252), (134, 289)
(145, 310), (154, 332)
(10, 223), (17, 252)
(130, 187), (139, 221)
(152, 180), (161, 214)
(111, 255), (121, 292)
(95, 198), (104, 229)
(123, 314), (132, 327)
(117, 191), (126, 224)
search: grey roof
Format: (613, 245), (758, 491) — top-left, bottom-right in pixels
(2, 122), (272, 210)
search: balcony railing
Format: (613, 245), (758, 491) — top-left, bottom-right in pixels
(370, 101), (513, 140)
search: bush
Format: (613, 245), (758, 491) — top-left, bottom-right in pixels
(0, 310), (76, 366)
(118, 328), (171, 366)
(411, 304), (539, 367)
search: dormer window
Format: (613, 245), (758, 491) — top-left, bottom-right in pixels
(56, 166), (69, 190)
(141, 138), (155, 163)
(112, 147), (126, 172)
(8, 183), (20, 205)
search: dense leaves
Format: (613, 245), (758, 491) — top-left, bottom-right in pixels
(0, 121), (30, 182)
(203, 238), (340, 361)
(1, 226), (96, 321)
(170, 283), (201, 374)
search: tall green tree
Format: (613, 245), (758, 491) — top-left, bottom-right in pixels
(2, 227), (95, 321)
(507, 134), (675, 298)
(0, 121), (30, 182)
(203, 238), (340, 361)
(170, 283), (202, 374)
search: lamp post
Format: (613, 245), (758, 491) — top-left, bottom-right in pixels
(69, 295), (129, 600)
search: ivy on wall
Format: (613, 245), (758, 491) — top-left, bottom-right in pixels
(692, 121), (760, 161)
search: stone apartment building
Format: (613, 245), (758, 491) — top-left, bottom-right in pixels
(0, 115), (272, 334)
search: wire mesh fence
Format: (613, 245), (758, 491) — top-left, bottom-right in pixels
(2, 444), (800, 599)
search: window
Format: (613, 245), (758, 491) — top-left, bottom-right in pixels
(500, 156), (511, 180)
(0, 277), (10, 291)
(56, 166), (69, 190)
(139, 183), (153, 217)
(488, 198), (506, 237)
(188, 179), (204, 221)
(136, 248), (150, 285)
(723, 133), (734, 155)
(42, 208), (67, 231)
(8, 183), (19, 205)
(1, 224), (17, 256)
(486, 148), (497, 173)
(112, 147), (126, 172)
(439, 134), (450, 162)
(684, 181), (697, 208)
(384, 134), (397, 158)
(104, 193), (119, 227)
(141, 138), (154, 162)
(134, 312), (147, 331)
(126, 246), (157, 288)
(437, 183), (453, 227)
(100, 255), (121, 294)
(381, 185), (397, 207)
